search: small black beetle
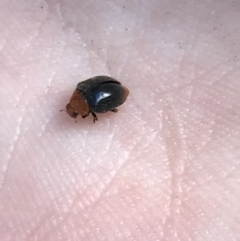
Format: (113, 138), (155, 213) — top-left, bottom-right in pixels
(63, 76), (129, 123)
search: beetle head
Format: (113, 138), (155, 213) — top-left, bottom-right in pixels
(66, 103), (79, 119)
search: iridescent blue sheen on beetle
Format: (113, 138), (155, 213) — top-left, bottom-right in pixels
(63, 76), (129, 123)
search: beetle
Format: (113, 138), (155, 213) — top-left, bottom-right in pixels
(61, 76), (129, 123)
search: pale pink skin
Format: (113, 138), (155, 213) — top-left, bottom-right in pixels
(0, 0), (240, 240)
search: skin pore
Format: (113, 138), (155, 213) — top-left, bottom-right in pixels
(0, 0), (240, 240)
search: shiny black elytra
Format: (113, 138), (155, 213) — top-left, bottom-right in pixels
(62, 76), (129, 123)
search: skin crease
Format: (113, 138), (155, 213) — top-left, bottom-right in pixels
(0, 0), (240, 240)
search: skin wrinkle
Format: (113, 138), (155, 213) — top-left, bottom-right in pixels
(184, 85), (216, 156)
(94, 164), (125, 202)
(0, 115), (23, 191)
(212, 67), (239, 87)
(26, 211), (56, 241)
(161, 103), (183, 239)
(40, 194), (83, 240)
